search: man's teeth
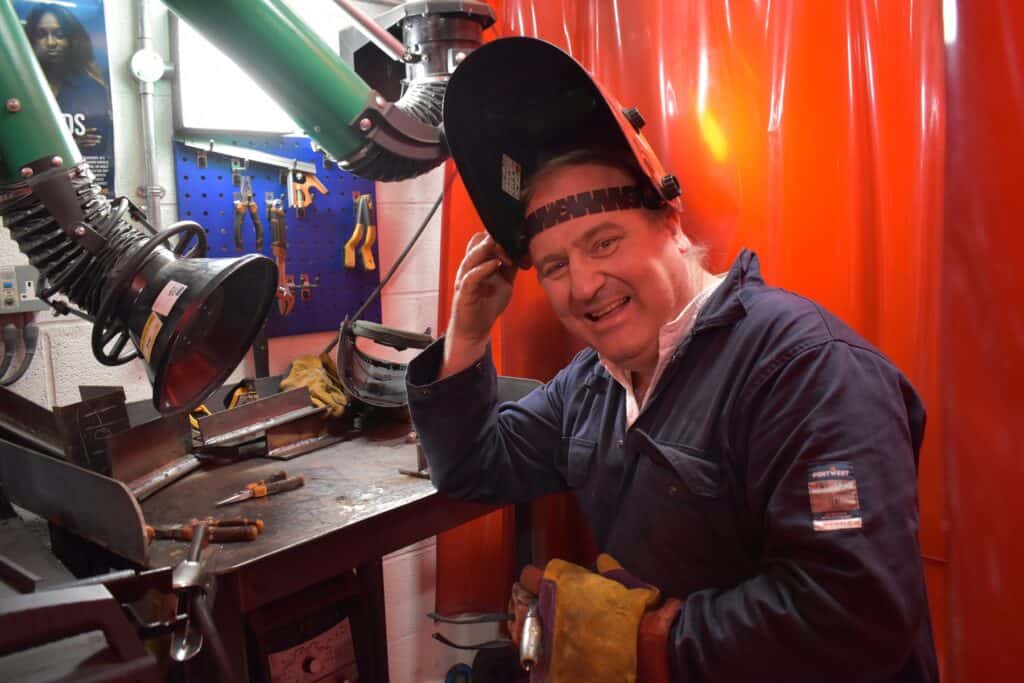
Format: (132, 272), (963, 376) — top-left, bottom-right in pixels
(586, 297), (629, 321)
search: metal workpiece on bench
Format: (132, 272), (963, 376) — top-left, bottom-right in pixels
(0, 436), (150, 566)
(106, 411), (192, 485)
(0, 386), (65, 459)
(197, 387), (323, 448)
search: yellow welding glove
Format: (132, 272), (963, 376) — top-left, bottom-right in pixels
(279, 352), (349, 418)
(531, 553), (662, 683)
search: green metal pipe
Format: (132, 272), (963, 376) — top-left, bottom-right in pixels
(165, 0), (373, 160)
(0, 1), (81, 185)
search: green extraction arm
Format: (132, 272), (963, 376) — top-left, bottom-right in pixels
(1, 0), (494, 186)
(0, 0), (80, 183)
(163, 0), (373, 160)
(163, 0), (494, 181)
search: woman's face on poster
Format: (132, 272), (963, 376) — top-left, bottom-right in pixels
(32, 12), (69, 66)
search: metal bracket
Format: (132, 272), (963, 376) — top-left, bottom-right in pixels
(25, 164), (108, 254)
(347, 91), (443, 160)
(177, 138), (316, 175)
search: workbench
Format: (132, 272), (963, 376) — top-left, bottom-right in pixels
(142, 422), (497, 682)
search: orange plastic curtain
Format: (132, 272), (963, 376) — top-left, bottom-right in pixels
(942, 2), (1024, 680)
(435, 0), (969, 674)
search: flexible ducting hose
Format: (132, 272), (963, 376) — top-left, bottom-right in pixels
(0, 164), (206, 364)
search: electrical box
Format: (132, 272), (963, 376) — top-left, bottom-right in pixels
(0, 265), (48, 314)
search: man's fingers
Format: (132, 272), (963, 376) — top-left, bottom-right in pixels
(493, 241), (516, 268)
(466, 231), (488, 250)
(456, 232), (500, 281)
(457, 258), (505, 296)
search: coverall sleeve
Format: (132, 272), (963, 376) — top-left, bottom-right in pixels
(406, 339), (575, 504)
(670, 340), (930, 681)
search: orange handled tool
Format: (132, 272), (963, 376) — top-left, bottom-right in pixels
(146, 518), (264, 543)
(344, 194), (377, 271)
(215, 471), (305, 506)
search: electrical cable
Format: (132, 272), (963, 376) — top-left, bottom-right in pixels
(1, 323), (39, 386)
(0, 324), (18, 379)
(323, 175), (451, 356)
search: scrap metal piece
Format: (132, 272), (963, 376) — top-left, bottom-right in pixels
(197, 387), (321, 448)
(0, 554), (41, 594)
(52, 388), (131, 474)
(128, 455), (203, 502)
(0, 437), (148, 565)
(107, 412), (191, 485)
(265, 409), (347, 460)
(0, 386), (63, 459)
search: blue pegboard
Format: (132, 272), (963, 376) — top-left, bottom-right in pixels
(172, 135), (381, 338)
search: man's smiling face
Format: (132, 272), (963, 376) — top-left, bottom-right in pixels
(526, 162), (691, 375)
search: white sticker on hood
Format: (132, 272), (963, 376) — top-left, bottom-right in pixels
(501, 154), (522, 200)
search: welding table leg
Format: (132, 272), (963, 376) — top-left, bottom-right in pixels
(208, 574), (249, 682)
(355, 558), (389, 683)
(252, 324), (270, 379)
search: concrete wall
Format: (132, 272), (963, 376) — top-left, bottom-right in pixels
(0, 2), (483, 680)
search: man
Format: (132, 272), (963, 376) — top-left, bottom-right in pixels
(407, 37), (938, 681)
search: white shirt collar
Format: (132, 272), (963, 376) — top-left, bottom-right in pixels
(600, 274), (725, 428)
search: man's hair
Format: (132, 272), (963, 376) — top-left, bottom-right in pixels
(522, 147), (708, 267)
(24, 3), (101, 81)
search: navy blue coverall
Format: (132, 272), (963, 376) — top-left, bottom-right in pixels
(407, 250), (939, 681)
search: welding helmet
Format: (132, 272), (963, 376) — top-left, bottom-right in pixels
(442, 37), (682, 263)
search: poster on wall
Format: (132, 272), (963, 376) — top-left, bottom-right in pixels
(14, 0), (115, 194)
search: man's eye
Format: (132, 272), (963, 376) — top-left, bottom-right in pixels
(594, 237), (620, 253)
(542, 261), (567, 278)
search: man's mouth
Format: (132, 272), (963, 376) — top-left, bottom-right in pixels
(584, 297), (630, 322)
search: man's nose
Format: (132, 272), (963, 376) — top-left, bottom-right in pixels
(568, 258), (605, 304)
(45, 33), (57, 47)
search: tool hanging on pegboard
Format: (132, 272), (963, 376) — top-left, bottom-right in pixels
(233, 176), (264, 252)
(289, 170), (328, 218)
(266, 193), (295, 317)
(172, 135), (380, 338)
(344, 194), (377, 271)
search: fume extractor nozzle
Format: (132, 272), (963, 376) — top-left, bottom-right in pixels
(163, 0), (494, 183)
(0, 161), (277, 415)
(333, 0), (497, 180)
(0, 0), (277, 414)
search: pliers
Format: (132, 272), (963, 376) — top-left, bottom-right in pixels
(344, 194), (377, 271)
(215, 470), (305, 506)
(233, 176), (264, 252)
(267, 196), (295, 316)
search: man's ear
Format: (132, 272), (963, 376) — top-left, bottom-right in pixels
(664, 215), (691, 253)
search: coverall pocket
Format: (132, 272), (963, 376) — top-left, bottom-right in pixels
(563, 436), (597, 488)
(635, 431), (720, 499)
